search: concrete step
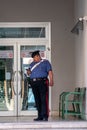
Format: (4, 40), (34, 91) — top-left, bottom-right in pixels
(0, 121), (87, 130)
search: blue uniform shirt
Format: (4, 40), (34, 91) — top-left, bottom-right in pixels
(29, 59), (52, 79)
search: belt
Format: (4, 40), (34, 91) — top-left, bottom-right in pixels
(30, 77), (47, 82)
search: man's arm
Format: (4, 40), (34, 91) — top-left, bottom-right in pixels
(48, 70), (54, 86)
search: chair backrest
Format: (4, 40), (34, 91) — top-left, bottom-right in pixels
(79, 87), (86, 102)
(73, 87), (80, 101)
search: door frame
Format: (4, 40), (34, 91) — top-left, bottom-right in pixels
(0, 22), (51, 116)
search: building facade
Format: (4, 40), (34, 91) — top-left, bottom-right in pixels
(0, 0), (86, 120)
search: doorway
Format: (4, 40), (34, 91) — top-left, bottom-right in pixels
(0, 43), (48, 116)
(0, 22), (51, 116)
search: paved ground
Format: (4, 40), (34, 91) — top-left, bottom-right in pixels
(0, 116), (86, 130)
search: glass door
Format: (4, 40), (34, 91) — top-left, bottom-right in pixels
(0, 43), (47, 116)
(0, 44), (17, 116)
(0, 22), (51, 116)
(18, 44), (46, 116)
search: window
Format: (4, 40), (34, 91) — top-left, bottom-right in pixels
(0, 27), (45, 38)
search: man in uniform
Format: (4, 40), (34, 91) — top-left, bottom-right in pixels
(29, 50), (54, 121)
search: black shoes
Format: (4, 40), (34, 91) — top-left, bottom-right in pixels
(34, 117), (48, 121)
(43, 118), (48, 121)
(34, 117), (43, 121)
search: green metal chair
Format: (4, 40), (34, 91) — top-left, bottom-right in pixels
(59, 91), (69, 117)
(62, 87), (86, 119)
(59, 87), (80, 117)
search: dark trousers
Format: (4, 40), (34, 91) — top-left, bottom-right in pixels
(31, 79), (49, 119)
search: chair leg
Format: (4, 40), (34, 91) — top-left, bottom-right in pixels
(65, 102), (68, 119)
(59, 102), (61, 117)
(72, 103), (76, 117)
(72, 103), (75, 112)
(62, 102), (65, 119)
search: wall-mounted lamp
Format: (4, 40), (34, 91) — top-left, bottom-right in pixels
(71, 16), (87, 34)
(71, 18), (83, 34)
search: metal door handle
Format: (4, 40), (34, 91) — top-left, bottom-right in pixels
(11, 71), (17, 95)
(12, 71), (16, 80)
(18, 71), (21, 76)
(18, 71), (22, 95)
(12, 85), (16, 95)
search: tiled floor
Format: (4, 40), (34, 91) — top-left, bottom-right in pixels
(0, 116), (86, 130)
(0, 116), (58, 123)
(0, 115), (84, 123)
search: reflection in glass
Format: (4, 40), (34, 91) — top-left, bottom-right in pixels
(21, 57), (36, 111)
(0, 27), (45, 38)
(0, 46), (14, 111)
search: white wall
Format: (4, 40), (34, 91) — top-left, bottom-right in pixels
(0, 0), (75, 114)
(74, 0), (87, 119)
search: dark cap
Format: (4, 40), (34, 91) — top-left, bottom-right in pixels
(26, 68), (30, 71)
(31, 50), (40, 58)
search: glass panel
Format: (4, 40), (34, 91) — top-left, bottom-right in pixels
(20, 45), (46, 111)
(21, 45), (46, 58)
(0, 46), (14, 111)
(0, 27), (45, 38)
